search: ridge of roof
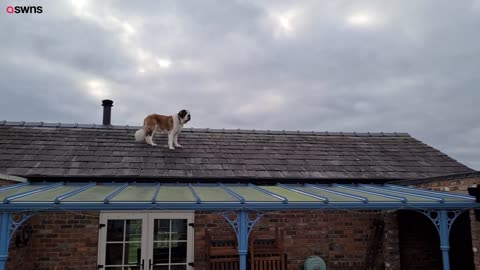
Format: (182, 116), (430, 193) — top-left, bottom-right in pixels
(0, 120), (411, 137)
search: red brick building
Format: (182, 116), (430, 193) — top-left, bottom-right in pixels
(0, 116), (478, 270)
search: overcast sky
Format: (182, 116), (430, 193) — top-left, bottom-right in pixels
(0, 0), (479, 169)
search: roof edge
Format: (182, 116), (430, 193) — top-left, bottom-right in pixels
(0, 120), (411, 137)
(24, 175), (403, 184)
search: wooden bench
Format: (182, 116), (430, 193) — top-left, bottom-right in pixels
(205, 229), (239, 270)
(249, 227), (286, 270)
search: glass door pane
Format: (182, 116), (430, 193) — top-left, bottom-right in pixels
(101, 217), (144, 270)
(150, 218), (190, 270)
(105, 219), (142, 270)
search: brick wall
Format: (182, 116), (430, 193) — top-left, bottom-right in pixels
(398, 211), (442, 270)
(383, 212), (400, 270)
(195, 210), (387, 270)
(413, 175), (480, 193)
(6, 211), (99, 270)
(0, 179), (20, 186)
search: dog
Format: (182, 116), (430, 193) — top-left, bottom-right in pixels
(135, 109), (191, 149)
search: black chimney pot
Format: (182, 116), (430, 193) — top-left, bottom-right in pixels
(102, 99), (113, 125)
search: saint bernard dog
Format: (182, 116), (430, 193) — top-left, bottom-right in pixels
(135, 109), (191, 149)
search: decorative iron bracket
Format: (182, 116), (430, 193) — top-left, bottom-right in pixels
(220, 210), (265, 238)
(418, 210), (464, 235)
(8, 212), (36, 243)
(417, 209), (466, 270)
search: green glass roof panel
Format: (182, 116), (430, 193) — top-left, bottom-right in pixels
(0, 185), (50, 201)
(432, 196), (470, 202)
(0, 182), (473, 207)
(192, 186), (238, 202)
(384, 188), (470, 202)
(64, 185), (120, 202)
(295, 187), (360, 202)
(355, 187), (441, 202)
(13, 185), (80, 202)
(156, 186), (196, 202)
(111, 186), (155, 202)
(227, 186), (282, 202)
(328, 187), (400, 202)
(259, 186), (321, 202)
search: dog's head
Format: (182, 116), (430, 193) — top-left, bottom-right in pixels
(178, 109), (191, 124)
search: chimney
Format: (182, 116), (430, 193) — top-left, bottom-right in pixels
(101, 99), (113, 125)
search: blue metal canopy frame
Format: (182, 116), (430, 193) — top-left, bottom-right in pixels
(0, 182), (478, 270)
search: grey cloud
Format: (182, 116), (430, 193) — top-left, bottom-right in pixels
(0, 0), (479, 169)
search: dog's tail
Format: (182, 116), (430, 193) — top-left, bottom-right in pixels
(134, 128), (146, 142)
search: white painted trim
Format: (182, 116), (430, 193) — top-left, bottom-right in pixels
(98, 212), (148, 269)
(0, 173), (28, 183)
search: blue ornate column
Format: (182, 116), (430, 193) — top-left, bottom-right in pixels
(418, 210), (464, 270)
(0, 212), (35, 270)
(222, 210), (264, 270)
(0, 213), (11, 270)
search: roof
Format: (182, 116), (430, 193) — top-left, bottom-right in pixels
(0, 182), (476, 211)
(0, 121), (473, 181)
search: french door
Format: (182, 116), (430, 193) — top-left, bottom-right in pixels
(98, 212), (194, 270)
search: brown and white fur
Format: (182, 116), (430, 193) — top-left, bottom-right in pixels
(135, 109), (191, 149)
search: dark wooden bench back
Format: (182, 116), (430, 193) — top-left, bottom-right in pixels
(249, 227), (286, 270)
(205, 229), (239, 270)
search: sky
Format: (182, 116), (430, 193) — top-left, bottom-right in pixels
(0, 0), (479, 169)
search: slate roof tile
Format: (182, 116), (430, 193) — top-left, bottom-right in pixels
(116, 169), (140, 176)
(41, 168), (68, 176)
(6, 167), (32, 175)
(26, 167), (47, 175)
(92, 169), (118, 176)
(0, 123), (474, 180)
(66, 168), (93, 176)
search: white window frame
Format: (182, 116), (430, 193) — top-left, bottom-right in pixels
(98, 212), (148, 269)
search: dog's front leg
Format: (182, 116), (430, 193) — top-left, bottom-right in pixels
(168, 132), (175, 150)
(174, 133), (182, 148)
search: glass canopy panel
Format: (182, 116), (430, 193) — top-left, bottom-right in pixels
(64, 185), (121, 202)
(355, 187), (438, 202)
(0, 185), (50, 201)
(156, 186), (196, 202)
(259, 186), (322, 202)
(192, 186), (238, 202)
(426, 196), (469, 202)
(294, 187), (360, 202)
(327, 186), (401, 202)
(0, 183), (474, 207)
(226, 186), (282, 202)
(382, 187), (471, 202)
(111, 186), (155, 202)
(13, 185), (80, 202)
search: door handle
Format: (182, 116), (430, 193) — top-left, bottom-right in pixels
(148, 259), (153, 270)
(141, 259), (145, 270)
